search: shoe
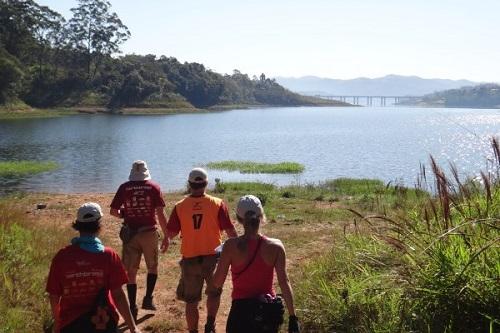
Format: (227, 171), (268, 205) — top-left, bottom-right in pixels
(142, 295), (157, 310)
(204, 323), (216, 333)
(130, 305), (138, 322)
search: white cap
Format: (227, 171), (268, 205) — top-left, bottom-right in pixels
(188, 167), (208, 183)
(77, 202), (103, 223)
(236, 195), (264, 219)
(129, 160), (151, 181)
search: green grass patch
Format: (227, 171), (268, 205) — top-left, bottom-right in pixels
(0, 161), (58, 177)
(206, 160), (305, 174)
(0, 198), (72, 332)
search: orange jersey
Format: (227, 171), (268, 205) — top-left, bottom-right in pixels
(167, 194), (233, 258)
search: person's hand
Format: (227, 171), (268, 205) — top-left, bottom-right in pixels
(288, 315), (300, 333)
(160, 237), (170, 253)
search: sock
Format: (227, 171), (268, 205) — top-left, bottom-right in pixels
(206, 315), (215, 328)
(127, 283), (137, 308)
(146, 273), (157, 298)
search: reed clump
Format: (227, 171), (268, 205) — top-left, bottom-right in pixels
(296, 137), (500, 332)
(0, 161), (58, 177)
(206, 160), (305, 174)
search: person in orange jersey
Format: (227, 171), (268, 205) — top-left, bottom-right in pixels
(165, 168), (238, 333)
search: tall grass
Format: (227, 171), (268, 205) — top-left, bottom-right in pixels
(0, 198), (71, 332)
(206, 160), (305, 174)
(296, 138), (500, 332)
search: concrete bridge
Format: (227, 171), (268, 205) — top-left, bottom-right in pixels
(316, 95), (420, 106)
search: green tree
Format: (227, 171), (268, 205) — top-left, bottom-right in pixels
(0, 48), (23, 103)
(67, 0), (130, 78)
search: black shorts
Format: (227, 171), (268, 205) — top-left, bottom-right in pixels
(60, 316), (118, 333)
(226, 299), (282, 333)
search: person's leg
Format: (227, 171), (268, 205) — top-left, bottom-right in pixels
(186, 301), (200, 331)
(122, 237), (142, 318)
(205, 295), (220, 331)
(177, 258), (204, 332)
(140, 230), (160, 309)
(203, 256), (222, 332)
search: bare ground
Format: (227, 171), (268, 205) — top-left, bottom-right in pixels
(17, 192), (343, 333)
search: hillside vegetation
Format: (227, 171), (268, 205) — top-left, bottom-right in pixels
(403, 83), (500, 108)
(0, 0), (344, 113)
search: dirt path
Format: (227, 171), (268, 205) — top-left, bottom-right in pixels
(21, 193), (340, 332)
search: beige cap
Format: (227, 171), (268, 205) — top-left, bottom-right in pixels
(129, 160), (151, 181)
(236, 195), (264, 219)
(77, 202), (103, 223)
(188, 167), (208, 183)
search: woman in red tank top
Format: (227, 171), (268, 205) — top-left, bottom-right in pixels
(213, 195), (300, 333)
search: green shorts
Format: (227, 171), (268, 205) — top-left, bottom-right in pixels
(176, 255), (222, 303)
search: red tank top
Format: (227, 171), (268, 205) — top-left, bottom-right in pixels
(231, 236), (275, 300)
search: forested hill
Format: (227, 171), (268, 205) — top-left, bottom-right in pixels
(0, 0), (342, 111)
(402, 84), (500, 108)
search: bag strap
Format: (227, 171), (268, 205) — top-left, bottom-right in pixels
(233, 236), (263, 279)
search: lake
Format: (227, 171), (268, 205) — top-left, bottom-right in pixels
(1, 106), (499, 193)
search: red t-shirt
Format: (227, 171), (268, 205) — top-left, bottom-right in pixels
(110, 180), (166, 229)
(46, 245), (128, 330)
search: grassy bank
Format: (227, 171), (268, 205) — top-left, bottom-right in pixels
(0, 106), (77, 119)
(207, 161), (305, 174)
(0, 141), (498, 332)
(0, 197), (72, 332)
(295, 140), (500, 332)
(0, 161), (58, 177)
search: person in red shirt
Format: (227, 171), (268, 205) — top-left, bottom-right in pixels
(110, 160), (168, 320)
(164, 168), (238, 333)
(213, 195), (300, 333)
(46, 202), (141, 333)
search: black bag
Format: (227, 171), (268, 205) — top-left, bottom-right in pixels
(253, 295), (285, 331)
(119, 223), (136, 243)
(60, 289), (117, 333)
(228, 296), (285, 333)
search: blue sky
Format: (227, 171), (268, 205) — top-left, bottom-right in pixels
(38, 0), (500, 82)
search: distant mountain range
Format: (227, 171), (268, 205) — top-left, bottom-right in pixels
(274, 74), (478, 96)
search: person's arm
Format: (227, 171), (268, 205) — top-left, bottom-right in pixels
(110, 186), (124, 218)
(212, 240), (232, 289)
(275, 242), (300, 332)
(110, 287), (142, 333)
(110, 208), (121, 218)
(155, 206), (169, 252)
(275, 244), (295, 315)
(163, 206), (181, 252)
(218, 202), (238, 238)
(48, 294), (60, 333)
(225, 225), (238, 238)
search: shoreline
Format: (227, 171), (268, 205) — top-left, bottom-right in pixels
(0, 100), (351, 119)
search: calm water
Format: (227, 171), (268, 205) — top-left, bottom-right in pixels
(0, 107), (499, 193)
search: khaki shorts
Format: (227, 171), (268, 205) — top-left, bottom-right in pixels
(122, 229), (159, 271)
(176, 255), (222, 303)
